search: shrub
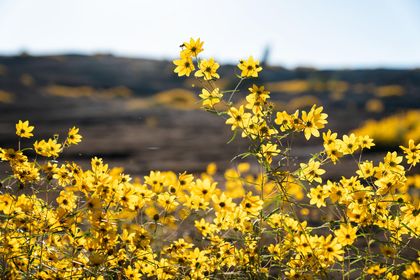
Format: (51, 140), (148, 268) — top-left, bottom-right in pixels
(0, 38), (419, 279)
(353, 110), (420, 147)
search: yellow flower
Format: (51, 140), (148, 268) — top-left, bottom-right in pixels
(173, 55), (195, 77)
(245, 85), (270, 114)
(347, 204), (369, 224)
(124, 265), (142, 280)
(240, 191), (263, 216)
(241, 116), (277, 140)
(322, 129), (338, 148)
(275, 111), (293, 132)
(199, 88), (223, 107)
(358, 135), (375, 149)
(290, 109), (304, 130)
(321, 235), (344, 262)
(324, 142), (343, 164)
(144, 171), (166, 193)
(157, 192), (179, 212)
(225, 105), (251, 131)
(400, 139), (420, 166)
(212, 192), (235, 213)
(213, 211), (233, 231)
(383, 151), (404, 174)
(366, 264), (387, 275)
(323, 131), (341, 163)
(327, 181), (347, 203)
(258, 142), (280, 164)
(192, 178), (217, 201)
(0, 194), (14, 215)
(194, 218), (217, 237)
(184, 193), (209, 210)
(195, 58), (220, 80)
(301, 105), (328, 140)
(237, 162), (250, 173)
(180, 37), (204, 57)
(294, 234), (314, 256)
(379, 244), (396, 258)
(339, 133), (359, 155)
(334, 224), (357, 246)
(300, 159), (325, 183)
(231, 207), (251, 232)
(46, 138), (62, 157)
(206, 162), (217, 176)
(237, 56), (262, 78)
(268, 243), (284, 261)
(86, 196), (102, 212)
(16, 120), (34, 138)
(356, 160), (375, 179)
(53, 164), (72, 186)
(308, 185), (328, 208)
(374, 173), (400, 195)
(67, 126), (82, 145)
(248, 84), (270, 100)
(56, 190), (77, 211)
(118, 186), (139, 211)
(402, 261), (420, 279)
(385, 272), (399, 280)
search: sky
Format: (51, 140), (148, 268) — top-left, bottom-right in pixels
(0, 0), (419, 69)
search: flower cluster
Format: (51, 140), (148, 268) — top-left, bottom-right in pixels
(0, 38), (418, 279)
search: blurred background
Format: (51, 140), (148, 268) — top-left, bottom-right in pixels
(0, 0), (419, 177)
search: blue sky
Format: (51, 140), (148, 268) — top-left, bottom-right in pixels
(0, 0), (419, 68)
